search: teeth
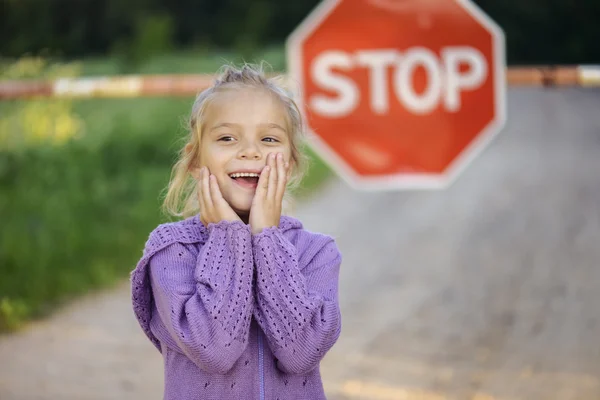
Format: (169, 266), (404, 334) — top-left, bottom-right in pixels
(230, 172), (259, 178)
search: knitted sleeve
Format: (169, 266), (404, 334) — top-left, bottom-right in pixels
(251, 228), (342, 375)
(148, 220), (254, 374)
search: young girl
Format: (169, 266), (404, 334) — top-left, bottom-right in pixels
(130, 64), (342, 400)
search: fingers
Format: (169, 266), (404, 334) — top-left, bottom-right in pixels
(209, 173), (231, 215)
(256, 163), (270, 199)
(197, 167), (206, 213)
(209, 173), (223, 204)
(267, 153), (278, 199)
(263, 152), (289, 204)
(275, 153), (287, 202)
(200, 167), (214, 219)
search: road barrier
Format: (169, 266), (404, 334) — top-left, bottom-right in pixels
(1, 66), (599, 100)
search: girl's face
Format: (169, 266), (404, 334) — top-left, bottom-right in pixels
(191, 88), (293, 218)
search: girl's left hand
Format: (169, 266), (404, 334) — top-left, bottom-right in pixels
(249, 152), (290, 235)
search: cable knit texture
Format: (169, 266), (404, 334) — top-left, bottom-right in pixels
(130, 214), (342, 400)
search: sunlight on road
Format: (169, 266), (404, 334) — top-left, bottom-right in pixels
(329, 379), (498, 400)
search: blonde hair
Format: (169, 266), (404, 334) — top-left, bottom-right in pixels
(161, 63), (310, 219)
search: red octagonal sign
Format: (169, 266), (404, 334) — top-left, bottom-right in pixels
(287, 0), (507, 190)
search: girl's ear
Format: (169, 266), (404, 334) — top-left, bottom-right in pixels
(185, 143), (202, 181)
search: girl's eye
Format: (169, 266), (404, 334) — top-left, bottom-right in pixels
(263, 137), (279, 143)
(218, 136), (235, 142)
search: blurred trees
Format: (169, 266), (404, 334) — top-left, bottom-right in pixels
(475, 0), (600, 64)
(1, 0), (599, 64)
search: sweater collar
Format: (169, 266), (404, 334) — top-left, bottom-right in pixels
(182, 214), (303, 242)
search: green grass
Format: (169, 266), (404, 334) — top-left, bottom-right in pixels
(0, 128), (174, 331)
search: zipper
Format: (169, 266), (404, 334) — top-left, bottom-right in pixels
(258, 328), (265, 400)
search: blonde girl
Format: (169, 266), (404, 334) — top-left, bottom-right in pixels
(131, 63), (342, 400)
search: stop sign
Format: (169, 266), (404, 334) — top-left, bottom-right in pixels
(286, 0), (507, 190)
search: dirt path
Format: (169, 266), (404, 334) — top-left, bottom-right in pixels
(1, 87), (600, 400)
(0, 281), (163, 399)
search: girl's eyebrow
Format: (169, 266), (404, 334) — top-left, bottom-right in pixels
(261, 123), (287, 133)
(209, 122), (286, 132)
(210, 122), (239, 132)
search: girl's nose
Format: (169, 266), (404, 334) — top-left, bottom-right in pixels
(238, 143), (261, 160)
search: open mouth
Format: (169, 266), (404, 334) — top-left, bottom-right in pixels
(229, 172), (260, 190)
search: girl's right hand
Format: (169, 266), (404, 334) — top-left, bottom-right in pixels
(198, 167), (241, 226)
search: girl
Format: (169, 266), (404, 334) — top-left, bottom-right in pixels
(130, 63), (342, 400)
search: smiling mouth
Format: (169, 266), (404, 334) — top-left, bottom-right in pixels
(229, 172), (260, 190)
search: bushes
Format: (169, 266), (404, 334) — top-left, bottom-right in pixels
(0, 126), (174, 331)
(3, 0), (600, 64)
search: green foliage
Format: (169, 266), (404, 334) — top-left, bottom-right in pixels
(0, 298), (29, 331)
(111, 13), (175, 73)
(1, 0), (599, 64)
(0, 124), (174, 331)
(474, 0), (600, 64)
(294, 145), (332, 199)
(232, 1), (274, 61)
(0, 56), (84, 150)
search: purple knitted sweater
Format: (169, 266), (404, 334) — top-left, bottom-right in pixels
(130, 214), (342, 400)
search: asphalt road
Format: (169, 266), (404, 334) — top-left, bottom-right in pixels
(1, 87), (599, 400)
